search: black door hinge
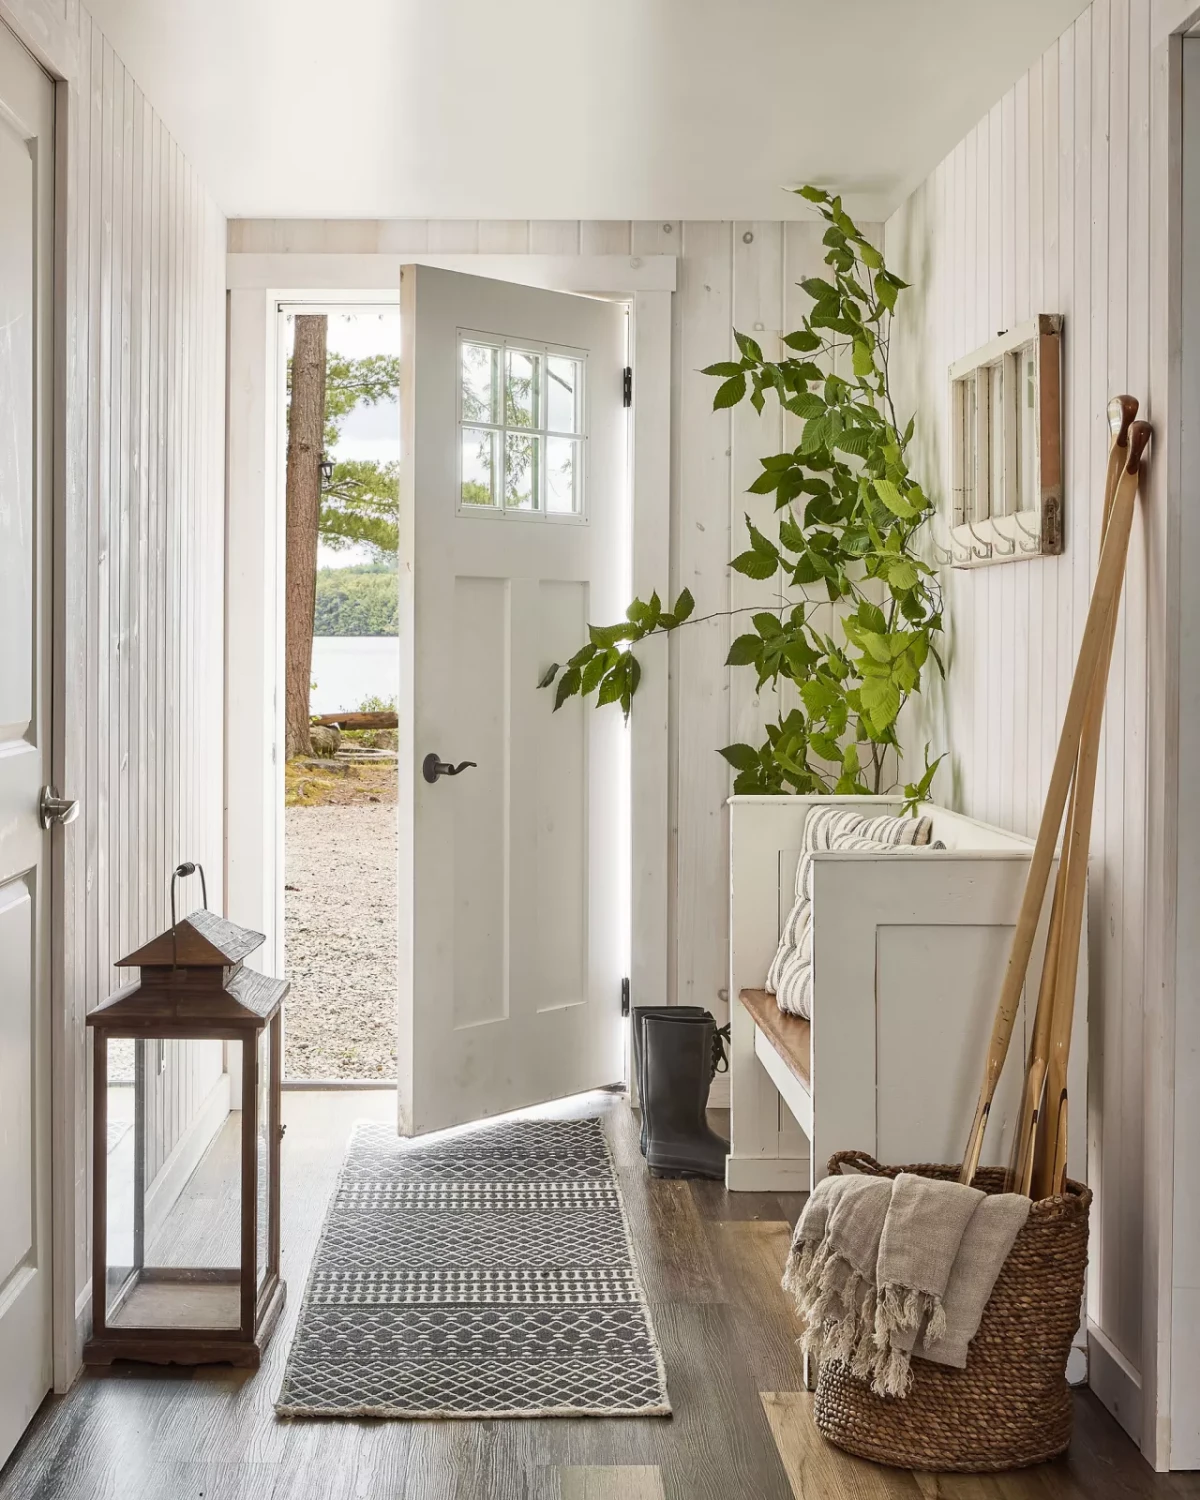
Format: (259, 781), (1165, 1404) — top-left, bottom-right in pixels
(620, 977), (631, 1016)
(622, 367), (632, 407)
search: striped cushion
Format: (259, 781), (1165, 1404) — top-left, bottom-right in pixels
(766, 808), (936, 1020)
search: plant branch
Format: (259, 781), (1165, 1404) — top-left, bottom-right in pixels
(539, 185), (942, 805)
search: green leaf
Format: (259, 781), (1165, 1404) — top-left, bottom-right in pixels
(734, 330), (764, 363)
(727, 633), (763, 666)
(782, 329), (821, 353)
(858, 241), (883, 270)
(873, 478), (919, 519)
(713, 373), (747, 409)
(796, 185), (829, 203)
(887, 559), (919, 592)
(596, 665), (625, 707)
(719, 741), (762, 771)
(778, 512), (805, 552)
(809, 732), (841, 762)
(874, 273), (898, 312)
(731, 549), (779, 581)
(753, 612), (784, 638)
(625, 652), (642, 710)
(789, 392), (826, 419)
(554, 665), (581, 711)
(701, 361), (746, 377)
(856, 601), (887, 634)
(833, 428), (872, 458)
(852, 340), (875, 378)
(589, 621), (636, 649)
(672, 587), (695, 623)
(746, 518), (780, 558)
(801, 679), (838, 718)
(538, 663), (560, 689)
(581, 653), (608, 695)
(860, 676), (901, 729)
(902, 749), (945, 813)
(800, 415), (829, 455)
(801, 277), (839, 303)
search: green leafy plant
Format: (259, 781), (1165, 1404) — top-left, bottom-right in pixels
(540, 187), (944, 806)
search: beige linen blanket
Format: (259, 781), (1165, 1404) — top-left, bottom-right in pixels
(782, 1170), (1030, 1398)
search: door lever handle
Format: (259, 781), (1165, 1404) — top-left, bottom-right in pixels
(39, 786), (80, 829)
(422, 753), (478, 784)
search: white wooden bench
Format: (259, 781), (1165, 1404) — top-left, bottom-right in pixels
(726, 796), (1087, 1194)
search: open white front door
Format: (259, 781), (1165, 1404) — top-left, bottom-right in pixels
(398, 265), (628, 1135)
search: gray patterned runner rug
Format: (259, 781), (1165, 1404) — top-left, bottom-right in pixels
(275, 1116), (670, 1418)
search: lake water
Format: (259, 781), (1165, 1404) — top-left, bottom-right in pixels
(310, 636), (399, 715)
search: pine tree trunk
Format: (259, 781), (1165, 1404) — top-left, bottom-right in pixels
(285, 314), (328, 760)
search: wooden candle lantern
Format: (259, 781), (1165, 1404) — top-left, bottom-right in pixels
(84, 863), (287, 1367)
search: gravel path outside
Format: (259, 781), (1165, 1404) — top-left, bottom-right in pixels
(284, 802), (397, 1079)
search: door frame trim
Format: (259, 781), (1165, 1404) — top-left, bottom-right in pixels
(224, 253), (675, 1057)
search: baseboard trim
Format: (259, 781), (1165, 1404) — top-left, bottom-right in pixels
(726, 1154), (809, 1193)
(1088, 1319), (1142, 1448)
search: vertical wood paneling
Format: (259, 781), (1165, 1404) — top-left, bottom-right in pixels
(34, 0), (229, 1356)
(883, 0), (1155, 1408)
(670, 222), (732, 1018)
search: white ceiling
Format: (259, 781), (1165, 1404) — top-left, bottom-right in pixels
(85, 0), (1090, 224)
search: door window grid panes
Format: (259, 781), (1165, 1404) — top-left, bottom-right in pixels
(458, 332), (586, 519)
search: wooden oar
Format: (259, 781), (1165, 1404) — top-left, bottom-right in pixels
(960, 416), (1151, 1186)
(1007, 396), (1138, 1193)
(1029, 418), (1151, 1197)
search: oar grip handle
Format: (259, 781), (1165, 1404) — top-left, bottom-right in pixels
(1126, 420), (1152, 471)
(1107, 394), (1138, 445)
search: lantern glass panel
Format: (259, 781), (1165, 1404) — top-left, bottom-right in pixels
(255, 1024), (272, 1289)
(103, 1036), (243, 1331)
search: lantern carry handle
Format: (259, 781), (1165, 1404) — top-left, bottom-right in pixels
(170, 861), (209, 968)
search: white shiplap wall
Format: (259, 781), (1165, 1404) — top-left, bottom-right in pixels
(2, 0), (228, 1374)
(226, 215), (880, 1053)
(883, 0), (1179, 1454)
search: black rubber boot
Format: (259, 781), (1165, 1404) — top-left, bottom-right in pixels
(642, 1013), (729, 1180)
(632, 1006), (708, 1155)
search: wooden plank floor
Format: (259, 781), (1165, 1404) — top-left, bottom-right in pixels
(1, 1090), (1194, 1500)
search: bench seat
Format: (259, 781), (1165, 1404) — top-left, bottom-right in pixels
(738, 988), (812, 1138)
(727, 795), (1086, 1195)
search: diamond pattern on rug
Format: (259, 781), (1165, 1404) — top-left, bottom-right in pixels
(276, 1116), (670, 1418)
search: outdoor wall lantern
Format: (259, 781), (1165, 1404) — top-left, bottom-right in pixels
(84, 863), (288, 1367)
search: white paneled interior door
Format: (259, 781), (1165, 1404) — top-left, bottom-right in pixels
(399, 265), (627, 1134)
(0, 22), (55, 1469)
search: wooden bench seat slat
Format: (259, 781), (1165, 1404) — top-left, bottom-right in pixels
(739, 988), (811, 1090)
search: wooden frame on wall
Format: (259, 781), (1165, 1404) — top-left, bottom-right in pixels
(945, 314), (1063, 567)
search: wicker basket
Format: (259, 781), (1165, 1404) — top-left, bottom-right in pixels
(811, 1150), (1091, 1473)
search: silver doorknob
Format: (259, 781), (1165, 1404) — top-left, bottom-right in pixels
(39, 786), (80, 829)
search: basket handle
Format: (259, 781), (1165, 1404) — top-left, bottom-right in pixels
(827, 1150), (889, 1177)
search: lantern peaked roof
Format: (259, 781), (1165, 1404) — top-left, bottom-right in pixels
(117, 906), (265, 969)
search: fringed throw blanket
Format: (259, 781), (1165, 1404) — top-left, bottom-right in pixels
(783, 1172), (1030, 1398)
